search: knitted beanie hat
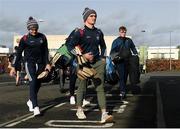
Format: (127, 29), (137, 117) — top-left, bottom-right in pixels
(82, 7), (97, 21)
(27, 16), (39, 30)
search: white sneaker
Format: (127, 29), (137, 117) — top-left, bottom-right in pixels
(120, 92), (126, 97)
(82, 99), (90, 107)
(27, 100), (34, 112)
(122, 100), (129, 104)
(33, 106), (40, 116)
(100, 112), (113, 124)
(70, 96), (76, 105)
(76, 109), (86, 119)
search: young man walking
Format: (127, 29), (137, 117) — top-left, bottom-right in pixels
(10, 16), (51, 116)
(110, 26), (138, 99)
(66, 7), (113, 124)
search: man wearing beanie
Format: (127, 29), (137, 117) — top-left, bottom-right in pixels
(10, 16), (51, 116)
(66, 7), (113, 124)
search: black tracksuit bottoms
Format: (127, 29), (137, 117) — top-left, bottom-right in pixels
(25, 62), (45, 108)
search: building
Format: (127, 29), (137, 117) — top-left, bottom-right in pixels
(147, 46), (179, 60)
(0, 47), (9, 56)
(0, 46), (10, 73)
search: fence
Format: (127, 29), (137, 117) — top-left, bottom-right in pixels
(146, 59), (180, 72)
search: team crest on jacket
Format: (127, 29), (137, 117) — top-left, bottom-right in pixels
(86, 36), (91, 39)
(96, 35), (100, 40)
(40, 39), (43, 43)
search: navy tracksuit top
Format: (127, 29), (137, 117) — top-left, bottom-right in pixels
(66, 25), (107, 59)
(12, 33), (49, 70)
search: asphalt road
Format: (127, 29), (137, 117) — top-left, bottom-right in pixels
(0, 71), (180, 128)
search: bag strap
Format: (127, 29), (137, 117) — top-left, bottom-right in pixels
(22, 35), (28, 41)
(79, 28), (84, 38)
(74, 28), (85, 53)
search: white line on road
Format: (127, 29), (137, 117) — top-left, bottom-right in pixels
(107, 100), (129, 104)
(45, 120), (114, 128)
(0, 82), (15, 85)
(70, 108), (126, 113)
(71, 103), (127, 114)
(5, 115), (34, 127)
(2, 103), (65, 127)
(0, 112), (32, 127)
(117, 105), (127, 113)
(70, 99), (128, 113)
(54, 102), (66, 107)
(156, 81), (166, 127)
(75, 101), (129, 107)
(86, 93), (154, 97)
(71, 108), (113, 112)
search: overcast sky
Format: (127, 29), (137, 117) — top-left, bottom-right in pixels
(0, 0), (180, 48)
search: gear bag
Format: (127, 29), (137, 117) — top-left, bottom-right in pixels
(111, 38), (131, 63)
(105, 56), (119, 85)
(51, 44), (74, 69)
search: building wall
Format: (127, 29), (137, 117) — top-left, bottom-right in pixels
(0, 47), (10, 73)
(0, 55), (9, 73)
(147, 46), (179, 60)
(0, 47), (9, 54)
